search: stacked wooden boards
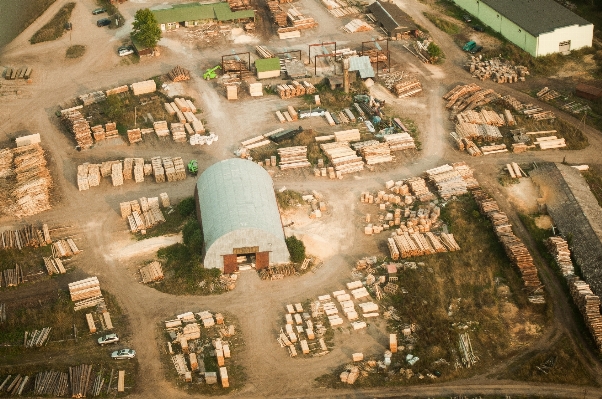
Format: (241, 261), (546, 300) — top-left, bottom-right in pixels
(69, 277), (105, 310)
(120, 196), (167, 233)
(140, 261), (164, 283)
(277, 146), (311, 170)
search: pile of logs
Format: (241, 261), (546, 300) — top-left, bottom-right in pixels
(545, 236), (574, 276)
(406, 177), (435, 202)
(168, 65), (191, 82)
(320, 142), (364, 176)
(0, 374), (30, 396)
(121, 196), (167, 233)
(278, 146), (311, 170)
(61, 109), (94, 149)
(466, 56), (529, 83)
(443, 84), (500, 113)
(387, 231), (460, 259)
(24, 327), (52, 348)
(473, 189), (544, 301)
(1, 264), (23, 287)
(568, 277), (602, 351)
(267, 1), (288, 27)
(70, 364), (93, 398)
(0, 223), (51, 249)
(140, 261), (164, 283)
(276, 81), (315, 98)
(359, 143), (393, 165)
(501, 95), (556, 120)
(456, 109), (505, 126)
(33, 370), (69, 396)
(382, 133), (416, 151)
(79, 91), (106, 106)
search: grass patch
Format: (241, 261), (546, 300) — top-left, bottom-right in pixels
(276, 190), (303, 210)
(66, 44), (86, 59)
(30, 2), (75, 44)
(501, 334), (597, 386)
(0, 245), (52, 279)
(424, 12), (461, 35)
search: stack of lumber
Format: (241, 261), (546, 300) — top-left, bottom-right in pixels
(127, 128), (142, 144)
(406, 177), (435, 202)
(359, 143), (393, 165)
(388, 231), (460, 259)
(452, 161), (480, 189)
(91, 124), (105, 141)
(170, 123), (187, 143)
(33, 370), (69, 396)
(228, 0), (252, 10)
(320, 142), (364, 175)
(105, 85), (129, 96)
(568, 277), (602, 351)
(277, 146), (311, 170)
(140, 261), (164, 283)
(43, 256), (66, 275)
(69, 364), (92, 398)
(154, 121), (170, 137)
(111, 163), (123, 186)
(390, 80), (422, 98)
(0, 223), (51, 250)
(222, 60), (252, 79)
(545, 236), (574, 276)
(79, 91), (106, 105)
(536, 137), (566, 149)
(334, 129), (360, 142)
(0, 148), (14, 178)
(134, 159), (144, 183)
(285, 6), (317, 30)
(173, 157), (187, 180)
(473, 190), (543, 297)
(105, 122), (119, 139)
(455, 122), (502, 141)
(443, 84), (500, 112)
(255, 45), (274, 58)
(536, 87), (560, 101)
(450, 133), (483, 156)
(168, 65), (191, 82)
(276, 81), (307, 98)
(1, 264), (23, 287)
(456, 109), (505, 126)
(425, 164), (468, 199)
(249, 82), (263, 97)
(361, 49), (386, 63)
(62, 110), (94, 149)
(152, 157), (165, 182)
(267, 1), (288, 27)
(8, 144), (53, 217)
(131, 80), (156, 96)
(480, 143), (508, 155)
(69, 277), (101, 301)
(382, 133), (416, 151)
(501, 95), (524, 111)
(52, 238), (80, 257)
(343, 19), (373, 33)
(504, 109), (516, 126)
(466, 57), (529, 83)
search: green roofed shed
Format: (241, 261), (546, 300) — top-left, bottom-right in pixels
(255, 57), (281, 79)
(151, 2), (254, 31)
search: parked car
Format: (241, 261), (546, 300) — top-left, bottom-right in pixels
(462, 14), (472, 23)
(98, 333), (119, 346)
(64, 22), (72, 31)
(118, 46), (134, 57)
(472, 25), (485, 32)
(470, 45), (483, 54)
(111, 349), (136, 359)
(92, 8), (106, 15)
(97, 18), (111, 27)
(462, 40), (477, 52)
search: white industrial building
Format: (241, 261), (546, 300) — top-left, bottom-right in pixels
(195, 158), (290, 272)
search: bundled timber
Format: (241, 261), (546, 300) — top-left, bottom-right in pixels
(344, 19), (373, 32)
(359, 143), (393, 165)
(276, 81), (314, 99)
(43, 256), (66, 275)
(334, 129), (360, 142)
(154, 121), (170, 137)
(0, 223), (50, 250)
(62, 110), (94, 149)
(277, 146), (311, 170)
(546, 237), (574, 277)
(480, 144), (508, 155)
(456, 109), (505, 126)
(105, 85), (129, 96)
(406, 177), (435, 202)
(425, 163), (476, 199)
(79, 91), (106, 106)
(320, 142), (364, 175)
(568, 277), (602, 351)
(69, 277), (101, 302)
(382, 133), (416, 151)
(127, 129), (142, 144)
(140, 261), (164, 283)
(389, 231), (459, 258)
(70, 364), (93, 398)
(170, 123), (187, 143)
(131, 80), (156, 96)
(168, 66), (191, 82)
(33, 370), (69, 396)
(255, 45), (274, 59)
(465, 56), (529, 83)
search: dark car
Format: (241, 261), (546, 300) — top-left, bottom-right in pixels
(462, 14), (472, 23)
(97, 18), (111, 27)
(92, 8), (106, 15)
(470, 45), (483, 54)
(472, 25), (485, 32)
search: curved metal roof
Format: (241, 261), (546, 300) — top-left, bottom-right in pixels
(197, 158), (286, 252)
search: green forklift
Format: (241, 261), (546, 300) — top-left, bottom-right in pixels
(188, 160), (198, 175)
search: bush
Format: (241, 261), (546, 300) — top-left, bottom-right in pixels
(103, 95), (124, 120)
(66, 45), (86, 59)
(182, 219), (203, 254)
(286, 236), (306, 263)
(30, 3), (76, 44)
(177, 197), (196, 217)
(427, 42), (445, 63)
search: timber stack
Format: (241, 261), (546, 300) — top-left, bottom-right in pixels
(455, 122), (502, 141)
(33, 370), (69, 396)
(70, 364), (92, 398)
(568, 277), (602, 351)
(285, 7), (317, 30)
(121, 196), (166, 233)
(425, 163), (478, 199)
(277, 146), (311, 170)
(0, 223), (51, 249)
(69, 277), (105, 310)
(154, 121), (170, 137)
(140, 261), (164, 283)
(277, 81), (315, 98)
(1, 264), (23, 287)
(387, 231), (460, 259)
(91, 125), (105, 141)
(8, 144), (53, 217)
(359, 143), (392, 165)
(267, 1), (288, 27)
(62, 110), (94, 149)
(24, 327), (52, 347)
(472, 189), (544, 302)
(52, 237), (80, 258)
(456, 109), (505, 126)
(545, 237), (574, 276)
(390, 80), (422, 98)
(406, 177), (435, 202)
(334, 129), (360, 142)
(168, 65), (191, 82)
(382, 133), (416, 151)
(79, 91), (106, 106)
(443, 84), (500, 113)
(465, 56), (529, 83)
(228, 0), (252, 10)
(255, 45), (274, 58)
(480, 144), (508, 155)
(105, 122), (119, 139)
(127, 128), (142, 144)
(320, 142), (364, 176)
(43, 256), (66, 275)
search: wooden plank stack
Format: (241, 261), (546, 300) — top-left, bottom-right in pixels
(105, 85), (129, 96)
(536, 137), (566, 149)
(0, 223), (51, 250)
(334, 129), (360, 142)
(382, 133), (416, 151)
(131, 80), (156, 96)
(545, 236), (574, 277)
(33, 370), (69, 396)
(171, 123), (187, 143)
(443, 84), (500, 112)
(91, 125), (105, 141)
(127, 128), (142, 144)
(480, 144), (508, 155)
(140, 261), (164, 283)
(70, 364), (93, 398)
(390, 80), (422, 98)
(320, 142), (364, 176)
(359, 143), (393, 165)
(425, 164), (469, 199)
(255, 45), (274, 58)
(79, 91), (106, 106)
(406, 177), (435, 202)
(153, 121), (170, 137)
(388, 231), (460, 258)
(536, 87), (561, 101)
(1, 264), (23, 287)
(62, 110), (94, 149)
(104, 122), (119, 139)
(123, 196), (166, 233)
(168, 65), (191, 82)
(69, 277), (102, 302)
(343, 19), (372, 32)
(268, 1), (288, 27)
(276, 81), (307, 99)
(568, 277), (602, 351)
(456, 109), (505, 126)
(43, 256), (66, 275)
(277, 146), (311, 170)
(286, 6), (317, 30)
(466, 56), (529, 83)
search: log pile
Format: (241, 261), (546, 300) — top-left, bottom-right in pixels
(276, 81), (315, 98)
(443, 84), (500, 112)
(168, 65), (191, 82)
(79, 91), (106, 106)
(62, 110), (93, 149)
(277, 146), (311, 170)
(33, 370), (69, 396)
(473, 190), (544, 300)
(359, 143), (393, 165)
(382, 133), (416, 151)
(466, 56), (529, 83)
(0, 223), (51, 250)
(70, 364), (93, 398)
(568, 277), (602, 351)
(140, 261), (164, 283)
(267, 1), (288, 27)
(320, 142), (364, 176)
(455, 122), (503, 141)
(545, 236), (574, 277)
(24, 327), (52, 347)
(456, 109), (505, 126)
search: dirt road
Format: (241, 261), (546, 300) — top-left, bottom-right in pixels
(1, 0), (602, 397)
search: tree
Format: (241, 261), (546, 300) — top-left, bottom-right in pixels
(131, 8), (161, 49)
(285, 236), (306, 263)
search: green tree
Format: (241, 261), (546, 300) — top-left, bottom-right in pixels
(131, 8), (161, 48)
(285, 236), (306, 263)
(103, 95), (124, 120)
(427, 42), (445, 63)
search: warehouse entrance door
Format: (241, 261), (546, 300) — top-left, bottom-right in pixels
(223, 254), (238, 274)
(255, 251), (270, 270)
(559, 40), (570, 53)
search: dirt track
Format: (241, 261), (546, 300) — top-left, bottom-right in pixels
(2, 0), (602, 397)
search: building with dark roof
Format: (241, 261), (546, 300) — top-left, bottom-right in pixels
(151, 2), (254, 32)
(453, 0), (593, 56)
(367, 1), (417, 38)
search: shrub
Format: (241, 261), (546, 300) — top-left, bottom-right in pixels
(103, 95), (124, 120)
(66, 45), (86, 59)
(177, 197), (196, 217)
(286, 236), (306, 263)
(427, 42), (445, 63)
(182, 219), (203, 254)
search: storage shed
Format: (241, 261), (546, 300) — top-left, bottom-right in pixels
(576, 83), (602, 101)
(367, 1), (417, 38)
(453, 0), (593, 57)
(152, 2), (255, 31)
(195, 159), (290, 272)
(255, 58), (281, 79)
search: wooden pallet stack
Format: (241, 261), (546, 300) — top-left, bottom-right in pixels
(382, 133), (416, 151)
(127, 128), (142, 144)
(391, 80), (422, 98)
(70, 364), (92, 398)
(140, 261), (164, 283)
(62, 110), (94, 149)
(320, 142), (364, 176)
(406, 177), (435, 202)
(277, 146), (311, 170)
(152, 157), (165, 182)
(33, 370), (69, 396)
(359, 143), (393, 165)
(90, 125), (106, 141)
(568, 277), (602, 351)
(168, 65), (191, 82)
(545, 237), (574, 276)
(162, 157), (176, 182)
(153, 121), (170, 137)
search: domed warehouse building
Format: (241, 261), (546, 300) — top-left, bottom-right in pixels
(195, 158), (290, 273)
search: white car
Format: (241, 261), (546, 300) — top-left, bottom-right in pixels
(118, 46), (134, 57)
(97, 333), (119, 346)
(111, 348), (136, 359)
